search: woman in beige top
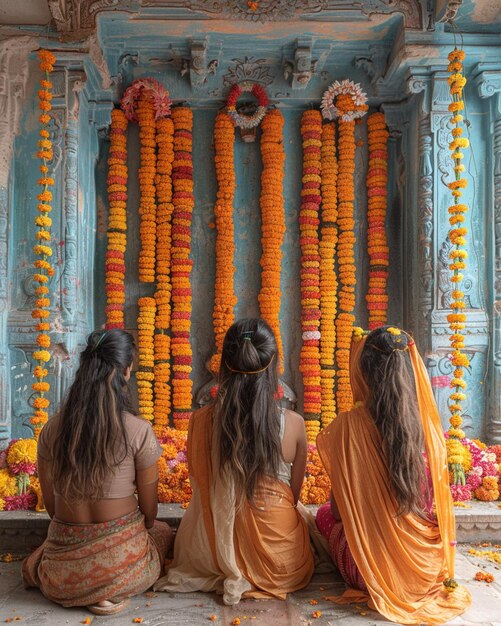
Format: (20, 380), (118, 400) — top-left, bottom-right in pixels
(23, 329), (172, 616)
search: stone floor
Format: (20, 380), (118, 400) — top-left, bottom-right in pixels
(0, 545), (500, 625)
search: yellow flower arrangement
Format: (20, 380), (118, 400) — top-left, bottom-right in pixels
(31, 50), (56, 438)
(445, 48), (471, 486)
(0, 469), (17, 498)
(299, 110), (322, 442)
(211, 111), (237, 373)
(259, 109), (286, 367)
(7, 439), (37, 467)
(319, 121), (338, 427)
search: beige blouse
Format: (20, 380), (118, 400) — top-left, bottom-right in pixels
(37, 411), (163, 499)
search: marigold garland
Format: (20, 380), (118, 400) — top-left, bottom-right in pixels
(137, 297), (156, 421)
(366, 112), (390, 330)
(324, 85), (368, 413)
(258, 109), (285, 365)
(170, 107), (194, 431)
(299, 110), (323, 442)
(153, 116), (175, 437)
(105, 108), (128, 329)
(319, 121), (338, 427)
(31, 49), (56, 439)
(211, 111), (237, 374)
(446, 48), (470, 485)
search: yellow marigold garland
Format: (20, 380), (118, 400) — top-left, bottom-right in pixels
(105, 108), (128, 329)
(137, 93), (157, 283)
(31, 49), (56, 439)
(211, 111), (237, 373)
(319, 121), (338, 427)
(258, 109), (286, 365)
(366, 112), (390, 330)
(137, 297), (156, 421)
(171, 107), (194, 431)
(334, 92), (368, 413)
(299, 110), (322, 442)
(446, 48), (470, 483)
(154, 116), (175, 436)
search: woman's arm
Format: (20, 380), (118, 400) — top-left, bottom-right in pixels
(37, 458), (55, 518)
(289, 414), (308, 504)
(136, 463), (159, 529)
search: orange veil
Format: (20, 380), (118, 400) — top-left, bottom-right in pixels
(316, 334), (471, 624)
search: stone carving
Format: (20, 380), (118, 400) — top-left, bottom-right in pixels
(437, 0), (463, 23)
(48, 0), (133, 39)
(223, 57), (274, 87)
(355, 45), (390, 85)
(437, 237), (474, 309)
(87, 32), (112, 89)
(181, 38), (219, 89)
(283, 37), (316, 90)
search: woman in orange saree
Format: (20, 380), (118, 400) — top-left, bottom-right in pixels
(155, 318), (314, 604)
(316, 326), (471, 624)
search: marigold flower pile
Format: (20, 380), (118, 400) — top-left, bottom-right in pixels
(211, 111), (237, 373)
(299, 110), (323, 442)
(319, 121), (338, 427)
(170, 107), (194, 431)
(105, 108), (128, 329)
(31, 49), (56, 439)
(0, 439), (39, 511)
(366, 112), (389, 329)
(445, 48), (471, 486)
(258, 109), (286, 365)
(157, 427), (191, 503)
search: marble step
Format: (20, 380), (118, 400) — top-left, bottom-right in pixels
(0, 501), (500, 554)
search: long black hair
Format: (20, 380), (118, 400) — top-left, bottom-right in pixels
(51, 329), (136, 502)
(215, 318), (282, 506)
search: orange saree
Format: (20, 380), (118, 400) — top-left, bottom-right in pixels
(154, 405), (314, 604)
(316, 336), (471, 624)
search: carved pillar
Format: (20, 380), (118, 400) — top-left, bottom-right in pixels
(476, 67), (501, 443)
(0, 37), (37, 445)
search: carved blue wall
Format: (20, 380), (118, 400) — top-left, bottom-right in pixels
(2, 2), (501, 444)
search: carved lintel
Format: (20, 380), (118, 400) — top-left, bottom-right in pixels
(48, 0), (134, 40)
(223, 56), (274, 87)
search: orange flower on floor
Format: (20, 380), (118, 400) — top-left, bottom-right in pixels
(31, 49), (56, 438)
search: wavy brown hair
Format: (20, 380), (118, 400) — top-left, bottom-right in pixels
(360, 326), (427, 516)
(215, 318), (282, 506)
(51, 329), (136, 502)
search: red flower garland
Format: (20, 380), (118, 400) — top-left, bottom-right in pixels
(299, 110), (323, 443)
(170, 107), (194, 431)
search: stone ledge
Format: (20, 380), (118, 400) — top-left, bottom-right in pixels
(1, 501), (500, 554)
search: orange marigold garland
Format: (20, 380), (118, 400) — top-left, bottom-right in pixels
(154, 116), (175, 436)
(299, 110), (323, 442)
(211, 111), (237, 374)
(105, 108), (128, 329)
(31, 49), (56, 439)
(446, 48), (470, 484)
(258, 108), (286, 365)
(137, 297), (156, 421)
(366, 112), (390, 330)
(322, 81), (368, 413)
(319, 121), (338, 427)
(170, 107), (194, 431)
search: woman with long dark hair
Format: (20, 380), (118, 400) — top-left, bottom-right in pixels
(23, 329), (172, 615)
(315, 326), (471, 623)
(155, 318), (314, 604)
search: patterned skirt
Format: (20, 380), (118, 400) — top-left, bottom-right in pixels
(22, 509), (171, 607)
(316, 503), (367, 591)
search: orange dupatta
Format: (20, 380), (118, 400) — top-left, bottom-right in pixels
(316, 336), (471, 624)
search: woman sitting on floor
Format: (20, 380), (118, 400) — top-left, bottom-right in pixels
(155, 318), (314, 604)
(23, 329), (173, 615)
(315, 325), (471, 624)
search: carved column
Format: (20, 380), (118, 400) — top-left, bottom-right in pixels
(476, 67), (501, 443)
(0, 37), (37, 445)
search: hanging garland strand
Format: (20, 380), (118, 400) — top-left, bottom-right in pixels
(299, 110), (323, 443)
(210, 111), (237, 374)
(366, 112), (390, 330)
(105, 108), (128, 330)
(137, 297), (156, 421)
(319, 121), (338, 427)
(153, 116), (175, 436)
(259, 108), (286, 365)
(31, 49), (56, 439)
(446, 48), (470, 484)
(171, 107), (194, 431)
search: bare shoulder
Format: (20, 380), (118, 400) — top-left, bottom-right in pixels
(283, 408), (306, 432)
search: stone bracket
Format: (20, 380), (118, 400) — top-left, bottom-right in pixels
(181, 37), (220, 89)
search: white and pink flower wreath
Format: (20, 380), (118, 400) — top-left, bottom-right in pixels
(320, 79), (368, 122)
(120, 77), (172, 121)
